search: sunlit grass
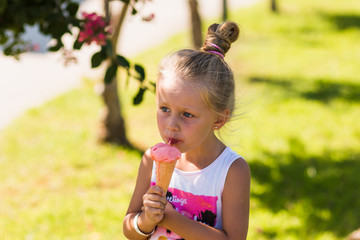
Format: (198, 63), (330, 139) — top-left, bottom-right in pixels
(0, 83), (142, 239)
(1, 0), (360, 239)
(226, 1), (360, 239)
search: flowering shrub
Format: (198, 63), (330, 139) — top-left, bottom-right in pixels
(78, 12), (112, 46)
(76, 10), (154, 104)
(1, 0), (156, 144)
(142, 13), (155, 22)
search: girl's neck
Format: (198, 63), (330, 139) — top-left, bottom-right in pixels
(178, 136), (226, 171)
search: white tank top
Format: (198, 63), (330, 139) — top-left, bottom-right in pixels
(149, 146), (242, 240)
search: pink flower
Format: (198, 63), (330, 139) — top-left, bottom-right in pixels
(78, 12), (111, 46)
(81, 12), (89, 18)
(85, 28), (94, 36)
(97, 33), (106, 40)
(142, 13), (155, 22)
(95, 33), (106, 46)
(78, 32), (86, 42)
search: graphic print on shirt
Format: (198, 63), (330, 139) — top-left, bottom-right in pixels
(150, 182), (218, 240)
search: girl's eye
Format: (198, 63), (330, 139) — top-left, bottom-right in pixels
(183, 112), (194, 118)
(160, 107), (169, 113)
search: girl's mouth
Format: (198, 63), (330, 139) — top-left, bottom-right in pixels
(167, 138), (180, 145)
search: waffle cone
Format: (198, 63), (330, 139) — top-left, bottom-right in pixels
(156, 161), (176, 192)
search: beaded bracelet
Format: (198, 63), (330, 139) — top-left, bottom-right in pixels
(133, 212), (155, 237)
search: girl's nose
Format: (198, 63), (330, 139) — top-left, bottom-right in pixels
(167, 116), (180, 132)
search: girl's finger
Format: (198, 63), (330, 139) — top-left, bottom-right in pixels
(144, 206), (165, 216)
(143, 193), (167, 206)
(143, 197), (166, 209)
(147, 185), (166, 197)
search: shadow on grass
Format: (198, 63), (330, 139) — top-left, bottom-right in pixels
(323, 13), (360, 30)
(250, 138), (360, 238)
(102, 140), (145, 156)
(250, 76), (360, 103)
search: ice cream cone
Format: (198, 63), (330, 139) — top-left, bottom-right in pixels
(156, 161), (177, 192)
(151, 143), (181, 192)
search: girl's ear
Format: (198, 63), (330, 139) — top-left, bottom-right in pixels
(213, 109), (230, 130)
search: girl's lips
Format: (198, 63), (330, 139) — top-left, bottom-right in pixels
(167, 138), (180, 145)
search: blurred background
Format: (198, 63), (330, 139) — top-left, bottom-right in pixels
(1, 0), (359, 239)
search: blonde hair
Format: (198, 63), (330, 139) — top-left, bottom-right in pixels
(158, 21), (240, 119)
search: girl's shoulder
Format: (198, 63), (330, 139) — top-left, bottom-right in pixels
(223, 147), (248, 172)
(232, 156), (249, 171)
(227, 156), (251, 185)
(218, 147), (247, 170)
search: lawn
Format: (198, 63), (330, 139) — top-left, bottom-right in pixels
(1, 0), (360, 239)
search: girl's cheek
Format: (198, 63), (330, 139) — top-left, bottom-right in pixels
(157, 116), (166, 132)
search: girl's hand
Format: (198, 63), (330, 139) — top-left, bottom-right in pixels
(157, 201), (177, 228)
(142, 185), (167, 225)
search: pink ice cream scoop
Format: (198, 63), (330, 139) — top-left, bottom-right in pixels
(151, 143), (181, 192)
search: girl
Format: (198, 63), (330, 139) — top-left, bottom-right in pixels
(123, 21), (250, 240)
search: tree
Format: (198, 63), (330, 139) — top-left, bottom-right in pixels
(0, 0), (80, 56)
(271, 0), (278, 13)
(222, 0), (228, 21)
(187, 0), (202, 49)
(97, 1), (131, 145)
(0, 0), (154, 147)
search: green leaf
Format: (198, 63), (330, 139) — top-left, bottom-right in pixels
(150, 82), (156, 91)
(91, 51), (106, 68)
(133, 87), (146, 105)
(104, 62), (118, 84)
(116, 55), (130, 69)
(0, 33), (8, 44)
(131, 7), (137, 15)
(3, 45), (13, 56)
(66, 2), (79, 17)
(49, 17), (70, 38)
(48, 39), (63, 51)
(73, 39), (84, 50)
(134, 64), (145, 82)
(105, 39), (113, 57)
(0, 0), (7, 14)
(49, 44), (62, 51)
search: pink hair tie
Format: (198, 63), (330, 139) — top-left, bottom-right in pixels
(206, 42), (224, 53)
(207, 50), (224, 58)
(206, 42), (225, 58)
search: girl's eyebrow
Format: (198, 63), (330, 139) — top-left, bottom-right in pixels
(182, 104), (202, 112)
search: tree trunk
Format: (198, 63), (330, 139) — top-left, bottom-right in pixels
(99, 74), (130, 146)
(98, 1), (130, 146)
(271, 0), (278, 13)
(222, 0), (228, 21)
(188, 0), (202, 49)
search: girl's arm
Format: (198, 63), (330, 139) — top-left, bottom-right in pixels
(159, 157), (251, 240)
(123, 149), (167, 239)
(222, 157), (250, 239)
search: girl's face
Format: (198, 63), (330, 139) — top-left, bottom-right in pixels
(156, 75), (219, 153)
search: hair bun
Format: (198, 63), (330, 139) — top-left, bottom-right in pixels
(201, 21), (240, 57)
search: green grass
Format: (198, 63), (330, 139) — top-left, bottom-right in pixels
(0, 82), (142, 239)
(1, 0), (360, 239)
